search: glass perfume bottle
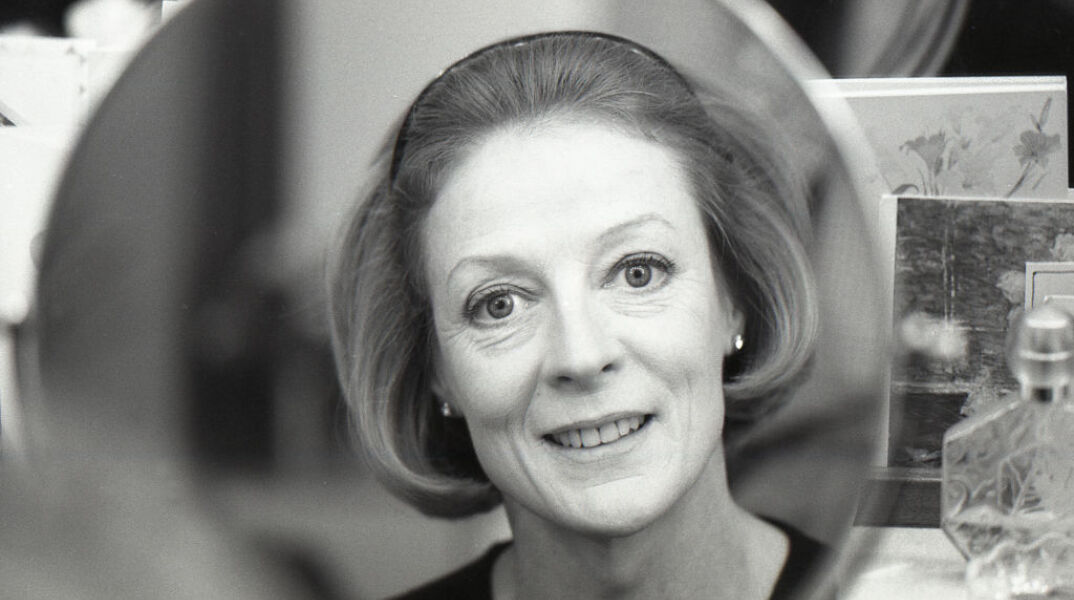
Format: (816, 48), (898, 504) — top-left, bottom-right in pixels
(941, 304), (1074, 598)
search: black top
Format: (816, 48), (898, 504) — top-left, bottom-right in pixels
(393, 520), (827, 600)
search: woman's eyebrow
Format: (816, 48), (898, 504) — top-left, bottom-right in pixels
(596, 213), (676, 246)
(446, 255), (531, 288)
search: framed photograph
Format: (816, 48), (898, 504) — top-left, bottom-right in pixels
(884, 194), (1074, 463)
(864, 194), (1074, 526)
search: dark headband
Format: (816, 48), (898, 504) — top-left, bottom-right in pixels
(387, 30), (694, 183)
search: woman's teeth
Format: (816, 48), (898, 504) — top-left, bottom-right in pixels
(551, 416), (646, 449)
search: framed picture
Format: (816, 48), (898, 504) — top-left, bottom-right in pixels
(812, 76), (1068, 200)
(860, 194), (1074, 526)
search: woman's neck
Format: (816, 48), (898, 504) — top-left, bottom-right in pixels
(492, 453), (789, 600)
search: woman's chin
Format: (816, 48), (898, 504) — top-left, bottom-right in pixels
(567, 514), (659, 539)
(536, 483), (680, 539)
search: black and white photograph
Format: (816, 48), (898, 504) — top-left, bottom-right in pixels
(2, 1), (1073, 599)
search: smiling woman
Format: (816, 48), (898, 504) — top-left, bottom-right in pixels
(425, 121), (745, 539)
(329, 31), (827, 600)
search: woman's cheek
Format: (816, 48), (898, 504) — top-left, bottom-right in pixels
(630, 300), (726, 380)
(446, 335), (544, 422)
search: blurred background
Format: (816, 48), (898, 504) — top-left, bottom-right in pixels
(1, 1), (1071, 598)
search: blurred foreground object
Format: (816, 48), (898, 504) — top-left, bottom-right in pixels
(942, 305), (1074, 597)
(0, 461), (310, 600)
(4, 0), (331, 597)
(32, 0), (282, 473)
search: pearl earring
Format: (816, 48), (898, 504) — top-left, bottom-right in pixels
(733, 334), (744, 351)
(439, 401), (456, 418)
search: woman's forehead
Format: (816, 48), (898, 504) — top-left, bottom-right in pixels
(421, 121), (709, 279)
(437, 123), (686, 215)
(442, 119), (685, 198)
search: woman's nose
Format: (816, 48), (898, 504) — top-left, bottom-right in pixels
(544, 296), (620, 389)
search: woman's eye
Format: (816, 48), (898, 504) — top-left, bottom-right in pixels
(465, 286), (528, 324)
(484, 292), (514, 319)
(612, 253), (674, 290)
(624, 264), (652, 288)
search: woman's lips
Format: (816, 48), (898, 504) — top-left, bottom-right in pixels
(545, 415), (650, 449)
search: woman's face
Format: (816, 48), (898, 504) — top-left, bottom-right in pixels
(422, 120), (743, 536)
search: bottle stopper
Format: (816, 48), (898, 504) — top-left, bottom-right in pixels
(1007, 304), (1074, 402)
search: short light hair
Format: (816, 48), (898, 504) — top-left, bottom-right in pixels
(328, 32), (818, 517)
